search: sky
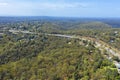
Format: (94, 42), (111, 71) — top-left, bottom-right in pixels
(0, 0), (120, 17)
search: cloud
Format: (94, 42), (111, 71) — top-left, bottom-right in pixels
(36, 2), (88, 10)
(0, 1), (88, 10)
(0, 1), (89, 16)
(0, 2), (8, 6)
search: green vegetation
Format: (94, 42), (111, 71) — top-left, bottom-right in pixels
(0, 17), (120, 80)
(0, 34), (120, 80)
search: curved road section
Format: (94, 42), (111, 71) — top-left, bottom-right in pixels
(49, 34), (120, 73)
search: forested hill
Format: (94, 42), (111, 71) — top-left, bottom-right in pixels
(0, 17), (120, 28)
(69, 22), (112, 30)
(0, 17), (114, 34)
(0, 34), (120, 80)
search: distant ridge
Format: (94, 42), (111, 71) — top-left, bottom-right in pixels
(0, 16), (120, 28)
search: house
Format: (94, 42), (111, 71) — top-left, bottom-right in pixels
(110, 40), (114, 43)
(0, 33), (3, 38)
